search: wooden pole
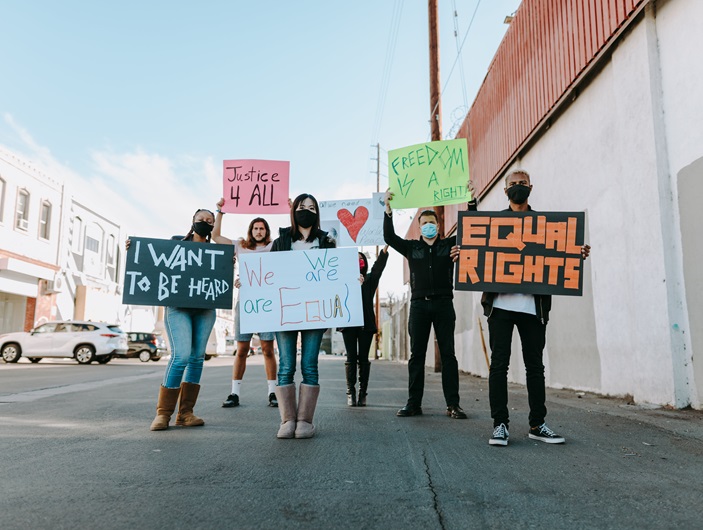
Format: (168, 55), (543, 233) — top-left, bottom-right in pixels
(375, 143), (381, 359)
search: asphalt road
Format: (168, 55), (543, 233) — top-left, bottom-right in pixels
(1, 354), (702, 530)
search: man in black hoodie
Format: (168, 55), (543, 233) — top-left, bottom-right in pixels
(383, 190), (472, 419)
(466, 170), (590, 447)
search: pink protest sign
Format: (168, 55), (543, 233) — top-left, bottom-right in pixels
(222, 159), (290, 214)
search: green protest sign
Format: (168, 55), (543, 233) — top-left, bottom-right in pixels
(388, 138), (470, 209)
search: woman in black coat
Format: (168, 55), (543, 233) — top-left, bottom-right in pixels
(341, 246), (388, 406)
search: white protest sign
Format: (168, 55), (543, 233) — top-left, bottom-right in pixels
(319, 192), (385, 247)
(238, 248), (363, 333)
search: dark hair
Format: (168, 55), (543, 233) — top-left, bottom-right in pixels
(290, 193), (321, 243)
(418, 209), (439, 223)
(243, 217), (271, 250)
(183, 208), (215, 242)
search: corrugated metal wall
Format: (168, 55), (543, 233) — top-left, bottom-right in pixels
(445, 0), (647, 232)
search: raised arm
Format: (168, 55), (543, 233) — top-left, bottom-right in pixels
(366, 245), (389, 294)
(383, 190), (411, 257)
(211, 198), (234, 245)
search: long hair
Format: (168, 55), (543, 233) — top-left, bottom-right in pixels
(183, 208), (214, 242)
(242, 217), (271, 250)
(290, 193), (321, 243)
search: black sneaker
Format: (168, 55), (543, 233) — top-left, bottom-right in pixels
(528, 423), (565, 444)
(446, 405), (467, 419)
(396, 404), (423, 417)
(489, 423), (509, 446)
(222, 394), (240, 408)
(268, 392), (278, 407)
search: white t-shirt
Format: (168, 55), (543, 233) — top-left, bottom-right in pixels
(235, 239), (273, 256)
(492, 293), (536, 316)
(291, 238), (320, 251)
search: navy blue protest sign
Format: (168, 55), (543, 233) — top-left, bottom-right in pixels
(122, 237), (234, 309)
(455, 211), (586, 296)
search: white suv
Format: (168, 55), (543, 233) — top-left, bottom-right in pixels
(0, 321), (128, 365)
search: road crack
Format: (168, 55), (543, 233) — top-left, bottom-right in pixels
(422, 449), (446, 530)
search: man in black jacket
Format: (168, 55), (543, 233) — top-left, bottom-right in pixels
(383, 190), (469, 419)
(465, 170), (590, 446)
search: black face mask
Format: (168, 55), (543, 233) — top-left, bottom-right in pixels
(294, 209), (317, 229)
(507, 184), (531, 204)
(192, 221), (214, 237)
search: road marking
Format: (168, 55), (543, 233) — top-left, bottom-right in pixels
(0, 372), (162, 403)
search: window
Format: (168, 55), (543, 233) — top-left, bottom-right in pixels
(71, 216), (83, 253)
(85, 235), (100, 252)
(16, 189), (29, 231)
(39, 201), (51, 240)
(107, 234), (116, 265)
(0, 176), (6, 223)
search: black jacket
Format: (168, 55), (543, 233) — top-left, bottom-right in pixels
(341, 250), (389, 333)
(270, 227), (336, 252)
(476, 204), (553, 323)
(383, 212), (455, 300)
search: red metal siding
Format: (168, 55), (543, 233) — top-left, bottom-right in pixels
(456, 0), (646, 204)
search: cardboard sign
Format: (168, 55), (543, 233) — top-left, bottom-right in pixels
(122, 237), (235, 309)
(388, 139), (470, 209)
(454, 211), (585, 296)
(238, 248), (363, 333)
(222, 159), (290, 214)
(319, 192), (385, 246)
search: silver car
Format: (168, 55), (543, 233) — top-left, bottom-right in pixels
(0, 320), (128, 364)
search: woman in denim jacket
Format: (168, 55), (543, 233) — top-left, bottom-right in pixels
(270, 193), (335, 439)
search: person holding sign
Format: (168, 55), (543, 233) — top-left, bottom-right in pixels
(341, 247), (389, 407)
(270, 193), (336, 439)
(384, 189), (476, 420)
(452, 170), (590, 446)
(139, 208), (219, 431)
(211, 200), (278, 409)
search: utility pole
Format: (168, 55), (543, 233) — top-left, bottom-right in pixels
(428, 0), (443, 372)
(375, 142), (381, 359)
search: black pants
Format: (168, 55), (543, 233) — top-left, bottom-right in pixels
(488, 307), (547, 428)
(342, 328), (374, 366)
(407, 298), (459, 407)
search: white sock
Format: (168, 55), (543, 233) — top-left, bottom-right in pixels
(267, 380), (276, 394)
(232, 380), (242, 395)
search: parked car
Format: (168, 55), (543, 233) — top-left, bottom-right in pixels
(0, 321), (128, 364)
(120, 332), (167, 362)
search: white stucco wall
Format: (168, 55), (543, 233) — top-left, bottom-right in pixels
(453, 0), (702, 408)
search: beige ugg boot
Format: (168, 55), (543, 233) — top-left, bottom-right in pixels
(295, 384), (320, 439)
(150, 386), (181, 431)
(175, 382), (205, 427)
(275, 384), (297, 439)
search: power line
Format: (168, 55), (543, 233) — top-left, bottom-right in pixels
(427, 0), (482, 140)
(370, 0), (404, 145)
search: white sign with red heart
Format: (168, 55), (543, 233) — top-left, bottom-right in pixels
(319, 193), (385, 247)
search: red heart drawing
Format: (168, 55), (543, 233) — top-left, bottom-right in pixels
(337, 206), (369, 242)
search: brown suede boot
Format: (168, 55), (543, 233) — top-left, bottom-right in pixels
(150, 386), (180, 431)
(275, 384), (297, 439)
(175, 382), (205, 427)
(295, 384), (320, 439)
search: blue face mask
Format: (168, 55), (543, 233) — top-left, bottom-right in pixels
(421, 222), (438, 238)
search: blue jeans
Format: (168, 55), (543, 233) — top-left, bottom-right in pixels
(163, 306), (217, 388)
(275, 329), (325, 386)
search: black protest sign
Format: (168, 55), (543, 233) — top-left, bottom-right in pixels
(122, 237), (234, 309)
(455, 211), (585, 296)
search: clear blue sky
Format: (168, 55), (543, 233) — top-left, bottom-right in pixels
(1, 0), (521, 297)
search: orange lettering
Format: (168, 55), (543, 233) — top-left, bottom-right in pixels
(564, 257), (581, 289)
(522, 215), (546, 245)
(523, 255), (545, 283)
(461, 216), (490, 246)
(565, 217), (582, 254)
(484, 251), (494, 283)
(545, 222), (567, 252)
(458, 249), (480, 284)
(489, 218), (523, 249)
(544, 257), (564, 285)
(495, 252), (522, 284)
